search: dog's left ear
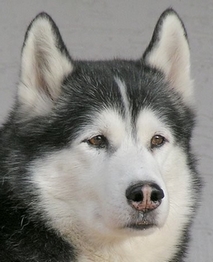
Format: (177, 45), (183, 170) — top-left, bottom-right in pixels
(18, 13), (73, 117)
(143, 9), (193, 105)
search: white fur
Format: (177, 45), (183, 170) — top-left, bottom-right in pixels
(29, 107), (194, 262)
(18, 16), (73, 117)
(145, 13), (194, 105)
(114, 77), (131, 127)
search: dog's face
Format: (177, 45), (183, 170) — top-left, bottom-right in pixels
(14, 10), (197, 241)
(28, 66), (194, 240)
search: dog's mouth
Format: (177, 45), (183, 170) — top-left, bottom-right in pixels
(126, 221), (156, 230)
(125, 212), (157, 230)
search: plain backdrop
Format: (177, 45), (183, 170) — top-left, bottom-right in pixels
(0, 1), (212, 261)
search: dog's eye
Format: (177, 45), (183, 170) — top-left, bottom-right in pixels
(150, 135), (165, 149)
(87, 135), (108, 148)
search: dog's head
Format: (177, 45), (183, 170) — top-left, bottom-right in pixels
(12, 10), (198, 242)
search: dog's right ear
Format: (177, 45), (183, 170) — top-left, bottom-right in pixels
(18, 13), (73, 117)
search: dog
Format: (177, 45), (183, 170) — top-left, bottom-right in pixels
(0, 8), (201, 262)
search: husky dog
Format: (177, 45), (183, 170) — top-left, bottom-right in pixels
(0, 8), (200, 262)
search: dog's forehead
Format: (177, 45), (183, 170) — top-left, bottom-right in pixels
(66, 60), (166, 113)
(57, 60), (193, 147)
(68, 61), (172, 120)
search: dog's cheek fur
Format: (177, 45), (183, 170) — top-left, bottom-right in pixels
(30, 147), (99, 230)
(27, 111), (123, 238)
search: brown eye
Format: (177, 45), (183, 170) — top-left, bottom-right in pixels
(151, 135), (165, 149)
(87, 135), (108, 148)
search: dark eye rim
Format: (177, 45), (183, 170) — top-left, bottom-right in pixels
(150, 134), (167, 149)
(84, 135), (108, 149)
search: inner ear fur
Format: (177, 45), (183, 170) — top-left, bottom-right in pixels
(143, 9), (194, 106)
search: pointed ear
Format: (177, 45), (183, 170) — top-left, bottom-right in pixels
(18, 12), (73, 116)
(143, 9), (193, 105)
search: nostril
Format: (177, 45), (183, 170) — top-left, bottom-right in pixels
(150, 184), (164, 202)
(151, 188), (164, 202)
(126, 185), (143, 202)
(132, 191), (143, 202)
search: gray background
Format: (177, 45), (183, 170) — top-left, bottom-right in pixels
(0, 1), (212, 261)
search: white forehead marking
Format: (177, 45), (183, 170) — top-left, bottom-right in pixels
(114, 77), (131, 127)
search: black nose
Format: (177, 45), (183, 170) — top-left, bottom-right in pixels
(126, 182), (164, 212)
